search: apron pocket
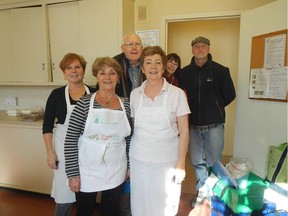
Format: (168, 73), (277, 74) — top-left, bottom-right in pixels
(79, 141), (126, 167)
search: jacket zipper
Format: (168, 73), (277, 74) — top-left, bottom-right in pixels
(198, 71), (201, 122)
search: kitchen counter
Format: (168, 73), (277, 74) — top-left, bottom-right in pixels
(0, 110), (42, 128)
(0, 110), (53, 194)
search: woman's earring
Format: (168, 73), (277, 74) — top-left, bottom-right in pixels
(64, 76), (67, 80)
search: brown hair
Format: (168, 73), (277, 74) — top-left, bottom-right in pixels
(92, 57), (122, 77)
(167, 53), (181, 69)
(59, 53), (87, 72)
(140, 46), (167, 68)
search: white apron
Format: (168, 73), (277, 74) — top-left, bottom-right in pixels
(78, 92), (131, 192)
(130, 91), (181, 216)
(130, 91), (178, 162)
(51, 85), (90, 203)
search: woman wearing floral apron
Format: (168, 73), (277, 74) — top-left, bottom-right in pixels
(64, 57), (131, 216)
(43, 53), (94, 216)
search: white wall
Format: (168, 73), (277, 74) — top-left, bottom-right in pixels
(234, 0), (287, 178)
(134, 0), (276, 33)
(0, 86), (54, 110)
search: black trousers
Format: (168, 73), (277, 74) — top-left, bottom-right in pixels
(76, 182), (124, 216)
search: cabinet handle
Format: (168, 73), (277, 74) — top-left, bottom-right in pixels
(42, 63), (45, 70)
(52, 63), (55, 71)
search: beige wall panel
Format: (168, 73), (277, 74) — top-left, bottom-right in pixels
(134, 0), (276, 33)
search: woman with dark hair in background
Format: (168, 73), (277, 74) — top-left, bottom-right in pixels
(163, 53), (181, 87)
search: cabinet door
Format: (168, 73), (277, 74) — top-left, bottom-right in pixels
(48, 1), (80, 84)
(79, 0), (123, 85)
(10, 6), (48, 82)
(20, 127), (53, 194)
(0, 10), (12, 81)
(0, 126), (23, 187)
(0, 125), (53, 194)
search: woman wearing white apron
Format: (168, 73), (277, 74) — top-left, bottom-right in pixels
(129, 46), (191, 216)
(64, 57), (131, 216)
(43, 53), (94, 216)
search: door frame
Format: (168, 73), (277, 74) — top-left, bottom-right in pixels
(160, 10), (243, 51)
(160, 11), (242, 156)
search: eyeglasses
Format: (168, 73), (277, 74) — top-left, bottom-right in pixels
(123, 43), (143, 48)
(168, 61), (178, 67)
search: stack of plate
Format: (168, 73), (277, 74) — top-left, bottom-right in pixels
(6, 109), (21, 116)
(20, 107), (44, 121)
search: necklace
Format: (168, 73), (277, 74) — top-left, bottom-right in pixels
(105, 100), (112, 108)
(98, 92), (115, 108)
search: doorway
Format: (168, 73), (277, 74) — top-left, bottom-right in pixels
(166, 17), (240, 156)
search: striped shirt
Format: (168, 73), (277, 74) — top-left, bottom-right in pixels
(64, 93), (131, 178)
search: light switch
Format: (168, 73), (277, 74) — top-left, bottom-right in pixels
(4, 96), (18, 107)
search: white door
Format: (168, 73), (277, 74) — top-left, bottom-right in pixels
(11, 6), (47, 82)
(0, 9), (12, 81)
(48, 1), (80, 84)
(79, 0), (122, 86)
(0, 6), (48, 82)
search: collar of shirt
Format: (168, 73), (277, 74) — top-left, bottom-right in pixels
(139, 78), (168, 95)
(129, 62), (140, 68)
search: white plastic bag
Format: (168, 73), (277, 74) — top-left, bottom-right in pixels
(226, 157), (251, 179)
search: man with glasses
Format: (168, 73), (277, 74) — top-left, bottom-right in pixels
(113, 33), (144, 216)
(114, 33), (145, 98)
(179, 36), (236, 208)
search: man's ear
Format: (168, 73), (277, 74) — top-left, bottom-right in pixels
(121, 45), (125, 52)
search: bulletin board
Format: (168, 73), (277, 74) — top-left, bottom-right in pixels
(249, 29), (288, 102)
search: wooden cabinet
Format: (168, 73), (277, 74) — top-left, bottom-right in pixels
(0, 124), (53, 194)
(0, 6), (49, 82)
(0, 0), (133, 85)
(48, 1), (80, 84)
(78, 0), (123, 85)
(0, 9), (12, 82)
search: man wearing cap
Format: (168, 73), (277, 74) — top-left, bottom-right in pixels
(179, 36), (236, 207)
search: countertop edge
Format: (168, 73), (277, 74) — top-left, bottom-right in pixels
(0, 111), (42, 128)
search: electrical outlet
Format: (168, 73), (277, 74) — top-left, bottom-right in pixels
(4, 96), (18, 107)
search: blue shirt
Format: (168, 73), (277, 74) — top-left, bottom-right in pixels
(128, 63), (141, 90)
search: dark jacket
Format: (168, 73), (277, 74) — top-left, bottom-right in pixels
(113, 53), (145, 98)
(179, 53), (236, 126)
